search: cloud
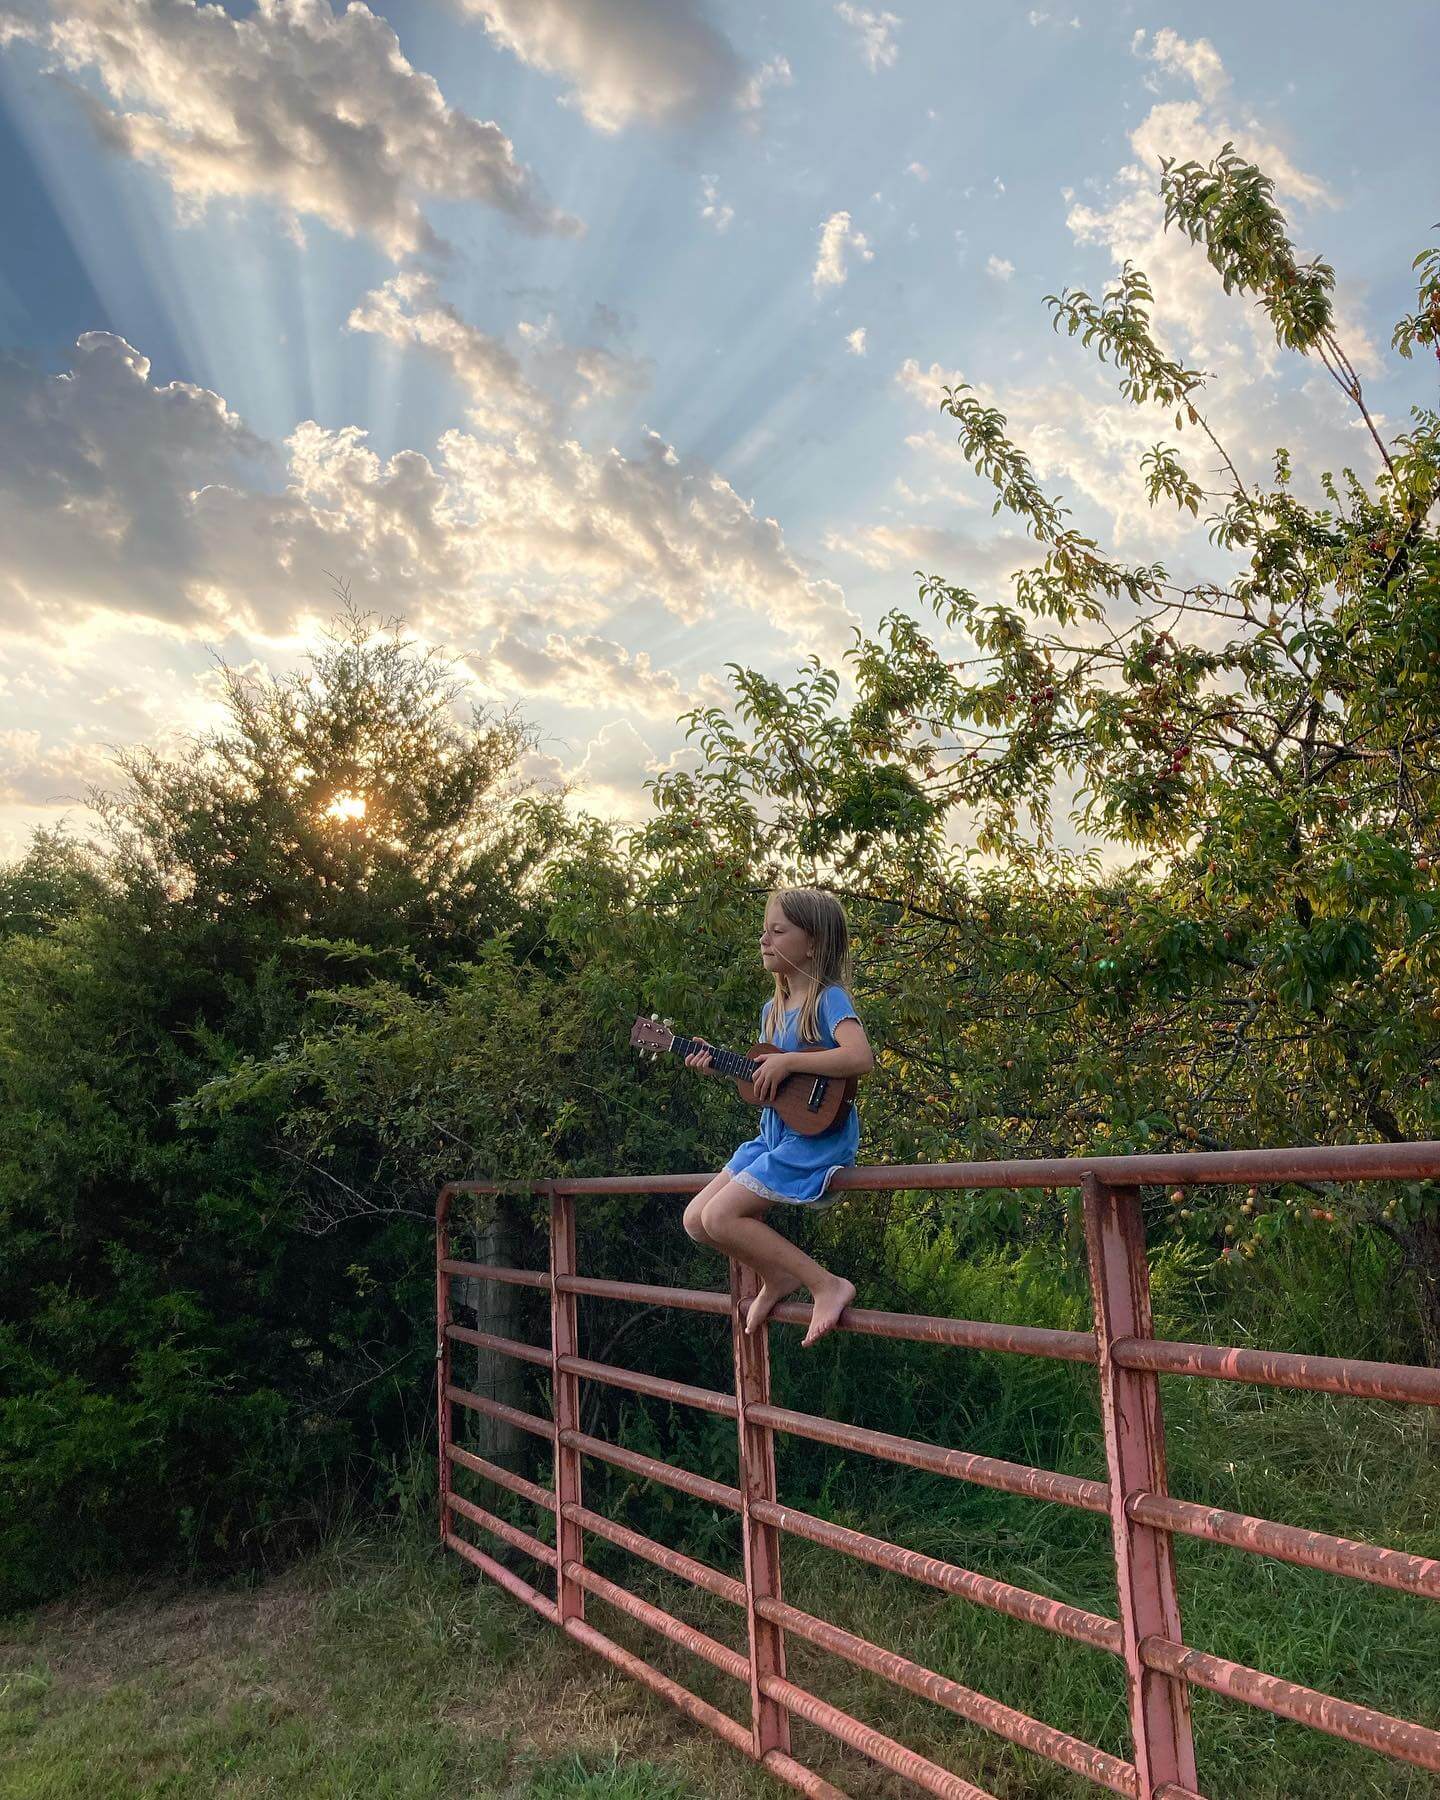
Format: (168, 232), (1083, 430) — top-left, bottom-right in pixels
(845, 326), (868, 356)
(1131, 26), (1228, 105)
(457, 0), (752, 133)
(699, 174), (734, 233)
(894, 357), (965, 408)
(32, 0), (580, 258)
(1060, 25), (1385, 508)
(346, 273), (647, 429)
(562, 718), (702, 822)
(0, 0), (43, 46)
(835, 4), (901, 71)
(0, 331), (856, 657)
(985, 254), (1015, 281)
(737, 54), (793, 116)
(896, 355), (1211, 549)
(348, 274), (549, 433)
(470, 625), (726, 718)
(898, 183), (1390, 563)
(813, 211), (873, 292)
(0, 728), (120, 805)
(514, 716), (705, 828)
(905, 160), (929, 182)
(823, 520), (1029, 579)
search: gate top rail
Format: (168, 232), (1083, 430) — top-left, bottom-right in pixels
(440, 1139), (1440, 1210)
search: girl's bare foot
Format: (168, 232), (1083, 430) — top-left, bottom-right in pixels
(745, 1279), (801, 1334)
(802, 1276), (855, 1347)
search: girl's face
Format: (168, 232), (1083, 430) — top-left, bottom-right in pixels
(761, 903), (814, 978)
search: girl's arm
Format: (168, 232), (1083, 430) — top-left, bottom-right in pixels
(756, 1018), (875, 1081)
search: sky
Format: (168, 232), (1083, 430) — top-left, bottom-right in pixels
(0, 0), (1436, 864)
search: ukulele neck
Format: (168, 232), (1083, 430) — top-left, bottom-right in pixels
(670, 1034), (760, 1082)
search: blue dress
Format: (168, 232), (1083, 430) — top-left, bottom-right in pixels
(724, 985), (862, 1206)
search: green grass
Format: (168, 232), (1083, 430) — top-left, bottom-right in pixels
(0, 1523), (736, 1800)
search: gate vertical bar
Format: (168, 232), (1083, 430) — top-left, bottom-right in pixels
(730, 1259), (792, 1760)
(1082, 1174), (1198, 1798)
(436, 1186), (453, 1547)
(550, 1185), (585, 1621)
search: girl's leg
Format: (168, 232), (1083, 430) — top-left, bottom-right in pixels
(682, 1171), (735, 1253)
(699, 1180), (855, 1347)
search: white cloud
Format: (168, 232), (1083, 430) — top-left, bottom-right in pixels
(457, 0), (751, 133)
(0, 331), (856, 658)
(0, 0), (43, 47)
(699, 175), (734, 233)
(32, 0), (580, 258)
(1063, 23), (1384, 502)
(835, 4), (901, 71)
(845, 326), (868, 356)
(0, 728), (120, 806)
(813, 211), (874, 292)
(985, 254), (1015, 281)
(348, 274), (548, 433)
(895, 357), (965, 408)
(823, 521), (1028, 578)
(470, 626), (725, 718)
(1131, 27), (1228, 105)
(905, 160), (929, 182)
(511, 310), (651, 408)
(563, 718), (700, 822)
(913, 30), (1397, 553)
(895, 358), (1203, 549)
(737, 54), (793, 115)
(347, 273), (647, 430)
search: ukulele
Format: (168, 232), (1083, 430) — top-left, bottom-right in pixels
(630, 1014), (857, 1136)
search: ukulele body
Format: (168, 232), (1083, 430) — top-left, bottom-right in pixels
(738, 1041), (858, 1137)
(627, 1015), (858, 1137)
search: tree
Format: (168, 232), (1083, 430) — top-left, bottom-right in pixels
(0, 601), (573, 1602)
(0, 827), (111, 939)
(641, 146), (1440, 1356)
(93, 597), (564, 970)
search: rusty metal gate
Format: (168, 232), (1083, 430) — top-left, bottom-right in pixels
(437, 1145), (1440, 1798)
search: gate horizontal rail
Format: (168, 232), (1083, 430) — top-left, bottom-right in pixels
(437, 1146), (1440, 1798)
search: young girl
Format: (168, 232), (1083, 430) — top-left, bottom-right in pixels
(682, 887), (873, 1346)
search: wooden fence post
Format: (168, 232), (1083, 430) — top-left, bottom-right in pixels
(730, 1259), (792, 1761)
(1082, 1173), (1199, 1798)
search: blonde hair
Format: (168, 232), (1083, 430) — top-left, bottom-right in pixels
(763, 887), (853, 1046)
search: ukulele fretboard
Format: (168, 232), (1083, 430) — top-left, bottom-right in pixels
(670, 1034), (760, 1083)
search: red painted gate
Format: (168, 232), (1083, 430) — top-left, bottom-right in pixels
(437, 1145), (1440, 1798)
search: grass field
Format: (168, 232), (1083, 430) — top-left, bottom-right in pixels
(4, 1424), (1440, 1800)
(0, 1521), (761, 1800)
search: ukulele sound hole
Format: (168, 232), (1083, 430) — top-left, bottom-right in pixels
(806, 1078), (830, 1112)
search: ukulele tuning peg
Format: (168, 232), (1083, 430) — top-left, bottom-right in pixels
(664, 1017), (673, 1029)
(651, 1012), (659, 1022)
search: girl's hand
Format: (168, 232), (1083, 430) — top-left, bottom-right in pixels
(685, 1038), (716, 1076)
(750, 1051), (794, 1101)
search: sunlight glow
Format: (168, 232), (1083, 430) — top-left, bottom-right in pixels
(324, 793), (367, 821)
